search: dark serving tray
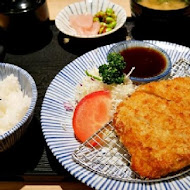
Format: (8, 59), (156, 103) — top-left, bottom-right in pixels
(1, 19), (190, 182)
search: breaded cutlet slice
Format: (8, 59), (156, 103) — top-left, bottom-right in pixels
(136, 77), (190, 106)
(113, 78), (190, 179)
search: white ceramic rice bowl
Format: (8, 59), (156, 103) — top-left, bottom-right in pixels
(0, 63), (37, 152)
(55, 0), (127, 38)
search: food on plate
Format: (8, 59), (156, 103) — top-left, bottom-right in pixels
(113, 77), (190, 179)
(72, 90), (111, 145)
(72, 57), (136, 144)
(0, 74), (31, 135)
(137, 0), (189, 10)
(70, 14), (93, 30)
(74, 57), (136, 117)
(136, 76), (190, 106)
(69, 14), (100, 35)
(69, 8), (117, 35)
(93, 8), (117, 34)
(86, 52), (127, 85)
(99, 52), (127, 84)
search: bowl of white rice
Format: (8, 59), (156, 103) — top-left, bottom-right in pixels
(0, 62), (37, 152)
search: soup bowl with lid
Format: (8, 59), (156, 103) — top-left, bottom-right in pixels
(108, 40), (172, 84)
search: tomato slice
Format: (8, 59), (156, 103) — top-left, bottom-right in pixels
(72, 90), (111, 145)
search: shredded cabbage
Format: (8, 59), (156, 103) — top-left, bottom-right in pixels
(75, 67), (136, 117)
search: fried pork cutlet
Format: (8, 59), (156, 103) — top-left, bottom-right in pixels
(136, 77), (190, 107)
(113, 77), (190, 179)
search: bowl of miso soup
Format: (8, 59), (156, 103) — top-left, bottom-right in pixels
(131, 0), (190, 42)
(137, 0), (189, 10)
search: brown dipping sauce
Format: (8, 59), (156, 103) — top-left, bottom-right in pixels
(121, 47), (167, 78)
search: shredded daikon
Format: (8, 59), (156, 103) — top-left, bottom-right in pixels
(75, 68), (136, 117)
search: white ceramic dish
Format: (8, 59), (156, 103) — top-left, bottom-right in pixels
(41, 41), (190, 190)
(0, 63), (37, 152)
(55, 0), (127, 38)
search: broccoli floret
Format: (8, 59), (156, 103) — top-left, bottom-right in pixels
(99, 52), (126, 84)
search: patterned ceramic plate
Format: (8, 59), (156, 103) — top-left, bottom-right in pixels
(41, 41), (190, 190)
(55, 0), (126, 38)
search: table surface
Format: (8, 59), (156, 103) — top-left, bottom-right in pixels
(1, 1), (190, 190)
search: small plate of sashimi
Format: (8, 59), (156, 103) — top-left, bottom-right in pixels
(55, 0), (127, 38)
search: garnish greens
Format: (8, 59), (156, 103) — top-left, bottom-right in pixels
(85, 70), (102, 81)
(86, 52), (126, 85)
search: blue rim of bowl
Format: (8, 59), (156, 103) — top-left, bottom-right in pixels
(0, 62), (38, 140)
(107, 40), (172, 83)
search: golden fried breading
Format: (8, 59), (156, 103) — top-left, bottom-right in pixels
(113, 77), (190, 179)
(136, 77), (190, 106)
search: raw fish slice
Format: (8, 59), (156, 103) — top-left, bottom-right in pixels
(69, 14), (100, 36)
(69, 14), (93, 30)
(83, 22), (100, 35)
(69, 15), (85, 34)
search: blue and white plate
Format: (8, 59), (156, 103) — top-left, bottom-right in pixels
(41, 41), (190, 190)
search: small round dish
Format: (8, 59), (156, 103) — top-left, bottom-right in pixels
(55, 0), (127, 38)
(108, 40), (172, 83)
(0, 63), (37, 152)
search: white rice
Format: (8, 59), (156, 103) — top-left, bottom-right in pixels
(75, 67), (136, 117)
(0, 74), (31, 135)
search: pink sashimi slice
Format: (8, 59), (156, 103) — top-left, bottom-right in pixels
(69, 14), (100, 36)
(83, 21), (101, 35)
(69, 15), (78, 27)
(69, 14), (93, 30)
(69, 15), (84, 34)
